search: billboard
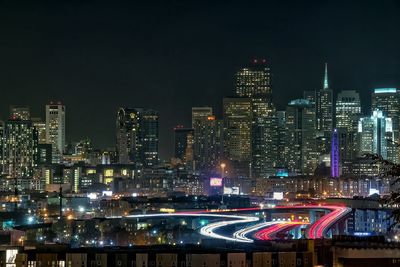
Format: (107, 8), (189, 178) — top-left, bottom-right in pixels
(224, 187), (240, 195)
(210, 177), (223, 187)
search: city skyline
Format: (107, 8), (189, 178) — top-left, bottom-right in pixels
(1, 1), (400, 158)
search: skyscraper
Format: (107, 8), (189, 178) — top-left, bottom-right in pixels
(174, 127), (194, 164)
(276, 111), (287, 168)
(319, 63), (333, 133)
(192, 115), (224, 173)
(223, 97), (252, 162)
(331, 129), (339, 178)
(46, 103), (65, 163)
(32, 117), (47, 144)
(250, 96), (278, 178)
(116, 108), (159, 167)
(139, 109), (159, 167)
(2, 119), (38, 177)
(335, 90), (362, 163)
(9, 105), (30, 120)
(358, 110), (392, 159)
(285, 99), (318, 175)
(116, 108), (138, 164)
(371, 88), (400, 163)
(336, 90), (362, 130)
(192, 107), (213, 169)
(235, 59), (271, 98)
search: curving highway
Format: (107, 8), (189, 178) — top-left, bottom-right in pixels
(254, 221), (309, 240)
(107, 204), (352, 242)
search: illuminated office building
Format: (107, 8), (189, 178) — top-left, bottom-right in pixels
(336, 90), (362, 130)
(223, 97), (252, 162)
(192, 107), (213, 169)
(174, 127), (194, 164)
(331, 129), (340, 177)
(276, 111), (287, 168)
(116, 108), (159, 167)
(358, 110), (392, 159)
(371, 88), (400, 163)
(32, 117), (47, 144)
(285, 99), (318, 175)
(9, 105), (30, 120)
(2, 119), (38, 177)
(251, 96), (278, 178)
(335, 90), (362, 162)
(46, 103), (66, 163)
(193, 115), (224, 172)
(303, 64), (333, 155)
(235, 59), (271, 98)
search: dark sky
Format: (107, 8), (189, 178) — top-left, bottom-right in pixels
(1, 1), (399, 159)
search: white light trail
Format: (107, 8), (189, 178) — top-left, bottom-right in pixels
(232, 221), (279, 243)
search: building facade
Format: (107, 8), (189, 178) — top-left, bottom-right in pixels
(46, 103), (66, 163)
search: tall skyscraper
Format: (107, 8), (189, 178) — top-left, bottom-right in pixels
(358, 110), (392, 159)
(336, 90), (362, 130)
(276, 111), (287, 168)
(285, 99), (318, 175)
(116, 108), (138, 164)
(223, 97), (252, 162)
(2, 119), (38, 177)
(139, 109), (159, 167)
(9, 105), (30, 120)
(335, 90), (362, 163)
(303, 64), (333, 155)
(174, 127), (194, 164)
(192, 107), (213, 169)
(331, 129), (339, 178)
(46, 103), (65, 163)
(193, 115), (224, 173)
(319, 63), (333, 133)
(32, 117), (47, 144)
(235, 59), (271, 98)
(371, 88), (400, 163)
(116, 108), (159, 167)
(250, 96), (277, 178)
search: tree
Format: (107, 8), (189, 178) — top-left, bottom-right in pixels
(366, 154), (400, 228)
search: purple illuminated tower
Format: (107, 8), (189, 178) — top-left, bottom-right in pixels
(331, 128), (339, 177)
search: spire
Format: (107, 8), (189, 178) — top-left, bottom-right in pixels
(323, 62), (329, 90)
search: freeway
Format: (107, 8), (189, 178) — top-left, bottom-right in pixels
(107, 204), (351, 241)
(254, 221), (309, 240)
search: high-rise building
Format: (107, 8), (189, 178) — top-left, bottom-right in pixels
(235, 59), (271, 98)
(116, 108), (159, 167)
(276, 111), (286, 168)
(116, 108), (138, 164)
(193, 115), (224, 173)
(139, 109), (159, 167)
(2, 119), (38, 177)
(285, 99), (318, 175)
(223, 97), (252, 162)
(331, 129), (340, 178)
(250, 96), (278, 178)
(9, 105), (30, 120)
(46, 103), (66, 163)
(336, 90), (362, 130)
(358, 110), (392, 159)
(192, 107), (213, 169)
(335, 90), (362, 163)
(32, 117), (47, 144)
(303, 64), (333, 155)
(371, 88), (400, 163)
(319, 63), (333, 133)
(174, 127), (194, 164)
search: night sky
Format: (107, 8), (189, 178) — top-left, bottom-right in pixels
(1, 1), (399, 159)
